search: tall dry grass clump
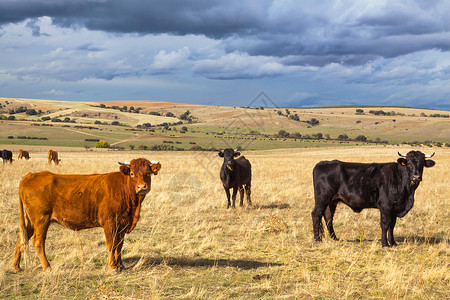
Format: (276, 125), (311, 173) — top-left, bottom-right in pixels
(0, 146), (448, 299)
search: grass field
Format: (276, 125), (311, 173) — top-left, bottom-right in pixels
(0, 146), (448, 299)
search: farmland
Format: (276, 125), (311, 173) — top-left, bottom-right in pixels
(0, 147), (449, 299)
(0, 98), (449, 151)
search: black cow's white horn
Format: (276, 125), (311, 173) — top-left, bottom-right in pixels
(398, 152), (406, 157)
(425, 152), (435, 158)
(118, 162), (130, 165)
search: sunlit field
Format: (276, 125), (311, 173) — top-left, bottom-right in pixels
(0, 147), (448, 299)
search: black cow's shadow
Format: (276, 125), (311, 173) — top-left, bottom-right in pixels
(346, 236), (447, 245)
(252, 202), (291, 209)
(394, 236), (448, 245)
(123, 256), (282, 270)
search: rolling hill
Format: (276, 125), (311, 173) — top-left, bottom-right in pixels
(0, 97), (449, 151)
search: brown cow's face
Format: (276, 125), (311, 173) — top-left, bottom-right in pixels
(119, 158), (161, 194)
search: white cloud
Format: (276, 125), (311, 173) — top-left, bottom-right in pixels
(43, 89), (65, 95)
(150, 47), (191, 71)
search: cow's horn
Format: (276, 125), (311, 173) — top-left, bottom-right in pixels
(398, 152), (407, 157)
(425, 152), (435, 158)
(150, 160), (159, 164)
(118, 161), (130, 165)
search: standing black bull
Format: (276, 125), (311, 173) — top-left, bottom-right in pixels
(1, 149), (13, 164)
(218, 149), (252, 208)
(311, 151), (435, 247)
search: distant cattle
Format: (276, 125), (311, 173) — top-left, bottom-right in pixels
(18, 150), (30, 160)
(47, 150), (60, 164)
(12, 158), (162, 272)
(311, 151), (435, 247)
(1, 149), (13, 164)
(218, 148), (252, 208)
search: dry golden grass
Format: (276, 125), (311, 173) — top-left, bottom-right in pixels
(0, 146), (448, 299)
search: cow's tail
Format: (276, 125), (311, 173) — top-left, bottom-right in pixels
(18, 194), (30, 265)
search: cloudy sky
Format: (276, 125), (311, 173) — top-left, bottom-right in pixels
(1, 0), (449, 109)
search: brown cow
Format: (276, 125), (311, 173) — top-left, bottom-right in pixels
(12, 158), (161, 272)
(18, 150), (30, 160)
(47, 149), (60, 164)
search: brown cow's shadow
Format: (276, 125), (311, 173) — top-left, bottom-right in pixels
(123, 256), (282, 270)
(346, 236), (447, 245)
(252, 202), (291, 210)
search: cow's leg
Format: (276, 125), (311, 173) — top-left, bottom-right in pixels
(380, 211), (391, 248)
(224, 187), (231, 208)
(12, 219), (34, 272)
(388, 215), (397, 246)
(324, 202), (338, 240)
(103, 224), (126, 271)
(114, 231), (126, 270)
(245, 184), (252, 206)
(312, 187), (331, 242)
(32, 217), (51, 271)
(231, 187), (238, 208)
(239, 186), (244, 207)
(103, 225), (118, 271)
(312, 205), (327, 242)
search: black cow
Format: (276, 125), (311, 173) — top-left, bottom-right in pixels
(1, 149), (13, 164)
(218, 148), (252, 208)
(311, 151), (435, 247)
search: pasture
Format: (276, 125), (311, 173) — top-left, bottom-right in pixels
(0, 147), (448, 299)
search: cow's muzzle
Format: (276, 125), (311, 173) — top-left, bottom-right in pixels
(411, 175), (422, 184)
(136, 183), (150, 194)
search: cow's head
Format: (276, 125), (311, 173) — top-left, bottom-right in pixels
(119, 158), (161, 194)
(218, 148), (240, 171)
(398, 151), (435, 184)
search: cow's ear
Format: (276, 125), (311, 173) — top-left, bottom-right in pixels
(234, 152), (240, 157)
(218, 151), (224, 157)
(425, 159), (435, 168)
(397, 158), (407, 166)
(119, 164), (130, 175)
(150, 162), (161, 175)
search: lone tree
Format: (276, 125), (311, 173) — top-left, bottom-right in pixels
(129, 144), (135, 150)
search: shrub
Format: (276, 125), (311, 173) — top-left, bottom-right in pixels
(338, 134), (349, 140)
(355, 135), (367, 141)
(278, 130), (287, 137)
(166, 112), (175, 117)
(96, 140), (110, 148)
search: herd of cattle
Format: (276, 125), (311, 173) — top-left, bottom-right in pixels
(1, 149), (60, 164)
(8, 148), (436, 272)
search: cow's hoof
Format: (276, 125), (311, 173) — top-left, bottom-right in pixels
(43, 266), (52, 273)
(390, 242), (398, 247)
(382, 244), (390, 248)
(13, 266), (22, 272)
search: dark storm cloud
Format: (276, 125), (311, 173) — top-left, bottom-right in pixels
(1, 0), (449, 66)
(0, 0), (268, 38)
